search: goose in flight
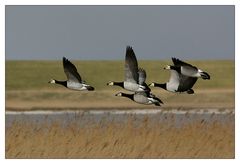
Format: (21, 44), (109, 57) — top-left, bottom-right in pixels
(115, 91), (163, 106)
(48, 57), (94, 91)
(165, 58), (210, 80)
(149, 58), (210, 94)
(115, 67), (162, 105)
(107, 46), (150, 92)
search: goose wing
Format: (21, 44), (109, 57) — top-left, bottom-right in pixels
(125, 46), (139, 83)
(172, 57), (199, 77)
(138, 68), (146, 85)
(63, 57), (82, 83)
(138, 68), (151, 92)
(172, 57), (196, 68)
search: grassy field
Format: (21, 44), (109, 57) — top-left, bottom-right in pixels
(6, 116), (234, 158)
(6, 60), (234, 90)
(5, 60), (234, 109)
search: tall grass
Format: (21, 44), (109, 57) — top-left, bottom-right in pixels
(6, 116), (234, 158)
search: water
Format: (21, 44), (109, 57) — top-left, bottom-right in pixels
(5, 108), (234, 128)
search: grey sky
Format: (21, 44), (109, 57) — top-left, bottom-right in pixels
(6, 5), (234, 60)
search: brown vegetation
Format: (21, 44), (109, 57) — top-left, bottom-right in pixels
(6, 117), (234, 158)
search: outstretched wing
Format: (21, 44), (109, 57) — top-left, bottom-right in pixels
(138, 68), (151, 92)
(125, 46), (139, 83)
(63, 57), (82, 83)
(172, 57), (197, 69)
(172, 57), (199, 77)
(138, 68), (146, 85)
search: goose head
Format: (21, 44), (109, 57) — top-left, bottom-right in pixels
(164, 65), (171, 70)
(48, 79), (56, 84)
(149, 82), (155, 87)
(107, 81), (114, 86)
(115, 92), (122, 97)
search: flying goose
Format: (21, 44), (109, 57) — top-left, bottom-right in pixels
(48, 57), (94, 91)
(115, 91), (163, 106)
(165, 58), (210, 80)
(113, 58), (162, 105)
(149, 70), (197, 94)
(149, 57), (210, 94)
(107, 46), (150, 92)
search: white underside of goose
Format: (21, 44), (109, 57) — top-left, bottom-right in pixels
(67, 81), (89, 91)
(166, 70), (180, 92)
(123, 81), (145, 92)
(166, 83), (179, 92)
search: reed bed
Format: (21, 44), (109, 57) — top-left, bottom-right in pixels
(6, 115), (234, 159)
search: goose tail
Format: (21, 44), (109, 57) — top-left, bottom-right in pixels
(86, 86), (95, 91)
(200, 72), (210, 80)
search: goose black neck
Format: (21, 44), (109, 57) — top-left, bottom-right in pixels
(113, 82), (124, 88)
(143, 83), (151, 92)
(170, 66), (181, 73)
(154, 83), (167, 90)
(55, 80), (67, 87)
(121, 93), (134, 101)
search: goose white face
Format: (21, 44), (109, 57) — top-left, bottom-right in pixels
(115, 92), (122, 97)
(107, 81), (114, 86)
(49, 79), (55, 84)
(149, 83), (155, 87)
(164, 65), (171, 70)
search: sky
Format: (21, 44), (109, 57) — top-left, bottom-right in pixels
(5, 5), (234, 60)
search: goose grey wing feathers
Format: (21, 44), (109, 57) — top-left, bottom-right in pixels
(63, 57), (82, 83)
(138, 68), (151, 92)
(138, 68), (146, 85)
(172, 57), (200, 77)
(125, 46), (139, 83)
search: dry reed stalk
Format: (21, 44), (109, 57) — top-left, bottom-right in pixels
(6, 118), (234, 158)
